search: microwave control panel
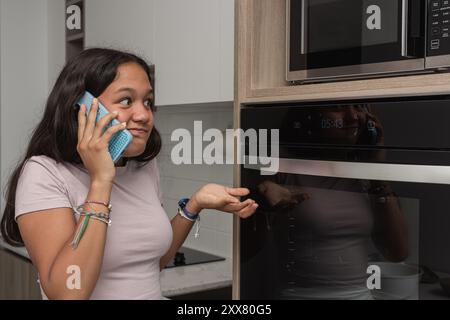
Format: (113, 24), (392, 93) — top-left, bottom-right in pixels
(428, 0), (450, 55)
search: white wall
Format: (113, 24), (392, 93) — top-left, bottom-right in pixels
(47, 0), (66, 88)
(0, 0), (65, 214)
(155, 103), (235, 257)
(1, 0), (49, 213)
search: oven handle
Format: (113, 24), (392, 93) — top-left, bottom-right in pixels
(300, 0), (307, 54)
(243, 157), (450, 185)
(401, 0), (409, 57)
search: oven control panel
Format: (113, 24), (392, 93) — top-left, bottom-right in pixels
(428, 0), (450, 55)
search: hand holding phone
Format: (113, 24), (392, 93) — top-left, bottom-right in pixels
(76, 91), (133, 163)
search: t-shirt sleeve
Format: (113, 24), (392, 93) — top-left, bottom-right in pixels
(15, 158), (72, 221)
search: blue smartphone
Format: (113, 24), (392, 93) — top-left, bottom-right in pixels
(75, 91), (133, 163)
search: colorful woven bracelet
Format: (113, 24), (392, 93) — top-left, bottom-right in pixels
(71, 206), (111, 249)
(73, 205), (110, 219)
(84, 200), (112, 212)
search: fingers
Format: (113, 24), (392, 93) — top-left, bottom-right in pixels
(293, 192), (311, 203)
(224, 198), (254, 211)
(77, 97), (124, 146)
(213, 196), (258, 218)
(100, 122), (127, 144)
(81, 97), (99, 142)
(225, 195), (239, 204)
(225, 187), (250, 197)
(234, 201), (258, 219)
(92, 110), (120, 139)
(222, 187), (257, 218)
(77, 104), (86, 143)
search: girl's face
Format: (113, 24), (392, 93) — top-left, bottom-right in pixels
(98, 62), (154, 159)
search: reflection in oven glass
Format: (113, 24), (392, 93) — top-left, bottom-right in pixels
(241, 104), (450, 299)
(250, 174), (410, 300)
(241, 171), (450, 300)
(241, 98), (450, 300)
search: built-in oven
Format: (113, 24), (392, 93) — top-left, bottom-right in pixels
(287, 0), (450, 83)
(236, 95), (450, 299)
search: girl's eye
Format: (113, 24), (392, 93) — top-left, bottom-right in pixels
(144, 99), (153, 109)
(119, 98), (132, 106)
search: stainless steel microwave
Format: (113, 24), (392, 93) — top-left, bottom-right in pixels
(287, 0), (450, 83)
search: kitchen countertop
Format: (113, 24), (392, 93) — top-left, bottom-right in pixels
(160, 260), (232, 297)
(0, 239), (232, 298)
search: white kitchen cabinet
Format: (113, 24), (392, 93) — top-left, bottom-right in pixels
(84, 0), (234, 106)
(153, 0), (234, 106)
(84, 0), (155, 63)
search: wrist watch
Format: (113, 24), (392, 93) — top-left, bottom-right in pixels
(178, 198), (200, 221)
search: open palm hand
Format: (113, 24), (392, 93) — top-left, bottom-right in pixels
(190, 184), (258, 218)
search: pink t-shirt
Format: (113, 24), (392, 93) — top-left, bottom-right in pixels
(15, 155), (173, 300)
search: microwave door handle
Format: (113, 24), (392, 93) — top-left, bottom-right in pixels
(301, 0), (307, 54)
(401, 0), (409, 57)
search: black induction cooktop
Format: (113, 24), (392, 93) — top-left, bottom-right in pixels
(164, 247), (225, 268)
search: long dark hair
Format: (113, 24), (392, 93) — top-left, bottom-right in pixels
(1, 48), (161, 246)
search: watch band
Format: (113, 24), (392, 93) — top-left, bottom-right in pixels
(178, 198), (199, 221)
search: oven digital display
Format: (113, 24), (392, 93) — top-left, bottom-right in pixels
(321, 118), (344, 129)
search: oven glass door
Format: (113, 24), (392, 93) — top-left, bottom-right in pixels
(240, 160), (450, 300)
(289, 0), (425, 73)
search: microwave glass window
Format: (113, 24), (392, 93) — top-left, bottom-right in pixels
(308, 0), (399, 53)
